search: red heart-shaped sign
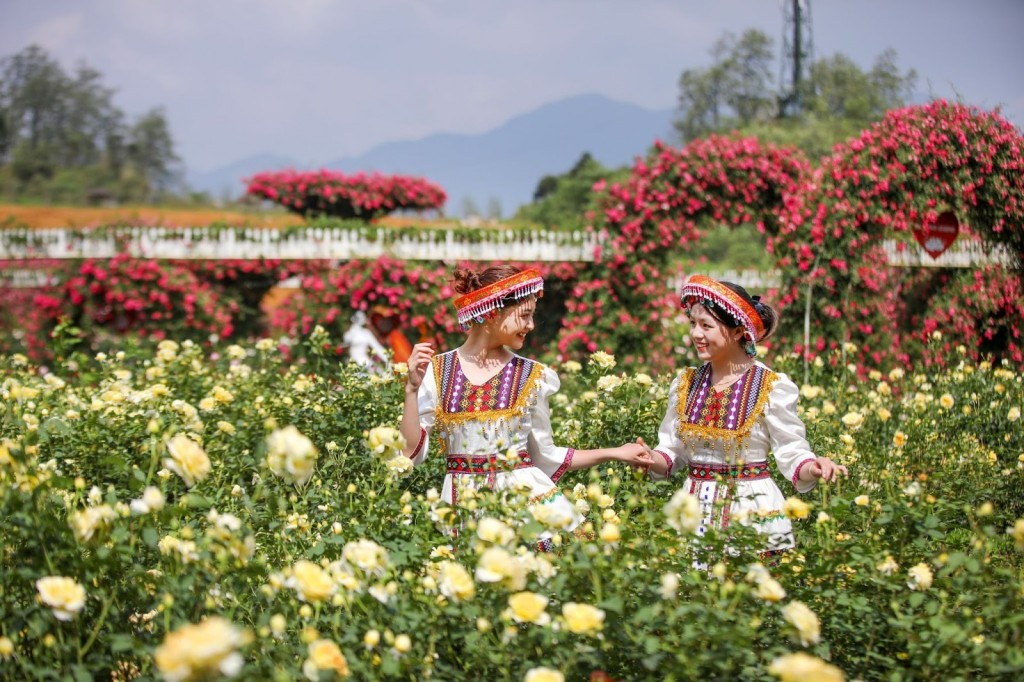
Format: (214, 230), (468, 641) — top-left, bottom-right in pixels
(911, 211), (959, 259)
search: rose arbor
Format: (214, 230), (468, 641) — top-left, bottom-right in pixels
(772, 100), (1024, 368)
(245, 170), (447, 222)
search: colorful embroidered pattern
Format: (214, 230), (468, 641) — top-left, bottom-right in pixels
(447, 452), (534, 475)
(675, 364), (777, 444)
(679, 274), (764, 345)
(688, 462), (771, 480)
(433, 351), (543, 428)
(453, 269), (544, 328)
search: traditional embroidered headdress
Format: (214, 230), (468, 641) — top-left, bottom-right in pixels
(679, 274), (766, 355)
(454, 268), (544, 329)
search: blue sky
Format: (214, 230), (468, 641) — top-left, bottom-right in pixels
(2, 0), (1022, 173)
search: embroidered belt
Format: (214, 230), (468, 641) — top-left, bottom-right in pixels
(447, 452), (533, 475)
(688, 462), (770, 480)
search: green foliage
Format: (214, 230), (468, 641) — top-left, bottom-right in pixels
(513, 153), (629, 230)
(0, 339), (1022, 679)
(675, 31), (918, 160)
(0, 45), (182, 204)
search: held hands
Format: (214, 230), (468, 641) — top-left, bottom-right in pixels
(615, 438), (653, 473)
(802, 456), (849, 484)
(405, 342), (434, 393)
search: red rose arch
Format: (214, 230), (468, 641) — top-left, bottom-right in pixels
(771, 100), (1024, 370)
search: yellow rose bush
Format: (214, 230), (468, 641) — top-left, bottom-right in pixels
(0, 336), (1022, 679)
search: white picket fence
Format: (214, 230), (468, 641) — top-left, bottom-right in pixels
(1, 226), (1014, 292)
(0, 225), (601, 262)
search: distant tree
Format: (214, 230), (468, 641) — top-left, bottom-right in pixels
(460, 196), (480, 218)
(674, 31), (918, 159)
(486, 197), (502, 220)
(127, 108), (181, 197)
(0, 44), (184, 203)
(675, 30), (776, 142)
(515, 152), (624, 230)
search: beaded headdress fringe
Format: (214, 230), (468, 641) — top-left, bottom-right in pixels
(679, 275), (763, 346)
(455, 271), (544, 328)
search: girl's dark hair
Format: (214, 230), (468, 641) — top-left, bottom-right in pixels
(451, 265), (523, 295)
(705, 281), (779, 341)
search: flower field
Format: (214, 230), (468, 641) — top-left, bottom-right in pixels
(1, 332), (1022, 681)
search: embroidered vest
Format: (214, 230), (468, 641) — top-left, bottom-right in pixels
(433, 351), (543, 430)
(675, 364), (777, 445)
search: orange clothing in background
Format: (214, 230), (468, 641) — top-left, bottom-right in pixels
(388, 330), (413, 364)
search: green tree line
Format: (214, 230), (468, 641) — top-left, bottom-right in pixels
(0, 45), (184, 205)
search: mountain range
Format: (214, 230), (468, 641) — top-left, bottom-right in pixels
(186, 93), (676, 216)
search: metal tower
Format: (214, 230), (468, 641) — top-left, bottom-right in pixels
(779, 0), (814, 117)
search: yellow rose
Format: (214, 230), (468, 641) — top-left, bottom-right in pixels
(384, 455), (414, 478)
(0, 636), (13, 659)
(69, 505), (118, 543)
(599, 523), (621, 544)
(782, 497), (810, 521)
(756, 577), (787, 603)
(289, 560), (336, 603)
(36, 576), (86, 621)
(781, 601), (821, 646)
(841, 411), (864, 430)
(342, 539), (390, 576)
(1008, 407), (1021, 422)
(393, 634), (411, 654)
(907, 562), (933, 590)
(664, 489), (702, 533)
(507, 592), (550, 625)
(596, 375), (624, 392)
(154, 616), (246, 681)
(476, 517), (516, 546)
(164, 434), (211, 488)
(589, 351), (616, 369)
(854, 495), (870, 507)
(364, 426), (406, 458)
(524, 668), (565, 682)
(529, 502), (575, 530)
(266, 426), (318, 486)
(303, 639), (349, 680)
(437, 561), (475, 602)
(939, 393), (955, 410)
(562, 603), (605, 635)
(768, 652), (844, 682)
(476, 547), (527, 590)
(1007, 519), (1024, 551)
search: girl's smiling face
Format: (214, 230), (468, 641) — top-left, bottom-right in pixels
(494, 297), (537, 349)
(687, 304), (743, 362)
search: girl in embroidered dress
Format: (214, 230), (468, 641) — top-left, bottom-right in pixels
(643, 275), (847, 558)
(401, 265), (651, 542)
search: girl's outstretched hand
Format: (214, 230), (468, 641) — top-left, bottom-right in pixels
(805, 456), (849, 483)
(406, 342), (434, 392)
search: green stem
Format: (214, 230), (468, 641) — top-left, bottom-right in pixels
(78, 594), (111, 662)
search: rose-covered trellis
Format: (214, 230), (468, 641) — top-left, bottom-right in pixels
(555, 135), (811, 371)
(265, 258), (583, 358)
(772, 100), (1024, 369)
(245, 170), (447, 222)
(11, 101), (1024, 373)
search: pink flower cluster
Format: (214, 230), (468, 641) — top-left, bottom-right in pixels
(772, 100), (1024, 369)
(244, 170), (447, 221)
